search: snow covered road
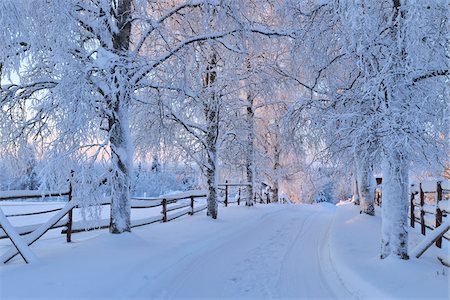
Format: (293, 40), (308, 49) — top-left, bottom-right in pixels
(131, 205), (353, 299)
(1, 204), (354, 299)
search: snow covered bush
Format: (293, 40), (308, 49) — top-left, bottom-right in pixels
(133, 165), (192, 197)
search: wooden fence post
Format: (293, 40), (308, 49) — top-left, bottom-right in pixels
(66, 208), (73, 243)
(190, 196), (195, 215)
(420, 183), (426, 235)
(410, 191), (415, 228)
(66, 172), (74, 243)
(435, 182), (443, 248)
(375, 190), (381, 207)
(238, 188), (241, 206)
(225, 180), (228, 207)
(162, 199), (167, 222)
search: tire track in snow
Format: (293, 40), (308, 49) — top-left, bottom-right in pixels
(123, 207), (288, 298)
(221, 211), (313, 298)
(129, 206), (355, 299)
(275, 211), (315, 298)
(317, 214), (357, 299)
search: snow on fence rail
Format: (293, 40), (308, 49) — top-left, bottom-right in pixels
(62, 190), (208, 235)
(409, 181), (449, 248)
(0, 190), (70, 201)
(376, 180), (450, 249)
(1, 181), (262, 264)
(217, 181), (286, 205)
(0, 187), (73, 264)
(0, 191), (72, 240)
(0, 190), (209, 241)
(218, 181), (249, 206)
(0, 188), (212, 263)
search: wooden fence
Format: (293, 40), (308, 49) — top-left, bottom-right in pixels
(217, 181), (282, 205)
(0, 188), (74, 263)
(409, 181), (449, 248)
(375, 180), (449, 248)
(0, 190), (208, 242)
(0, 190), (72, 237)
(1, 183), (263, 263)
(218, 181), (251, 206)
(63, 190), (208, 239)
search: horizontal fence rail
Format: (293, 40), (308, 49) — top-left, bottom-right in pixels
(375, 180), (449, 248)
(0, 189), (72, 239)
(0, 190), (70, 201)
(0, 180), (260, 263)
(0, 190), (208, 242)
(0, 185), (73, 263)
(218, 181), (250, 206)
(409, 181), (449, 248)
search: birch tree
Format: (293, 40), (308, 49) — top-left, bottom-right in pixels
(132, 0), (294, 217)
(2, 0), (284, 229)
(334, 0), (449, 258)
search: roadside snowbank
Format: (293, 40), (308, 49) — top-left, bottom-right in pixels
(330, 202), (449, 299)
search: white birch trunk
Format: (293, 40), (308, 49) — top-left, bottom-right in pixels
(271, 127), (281, 204)
(380, 0), (409, 259)
(108, 101), (132, 233)
(245, 93), (255, 206)
(205, 101), (218, 219)
(271, 145), (280, 204)
(352, 163), (360, 205)
(357, 158), (375, 216)
(380, 149), (409, 259)
(204, 51), (219, 219)
(108, 0), (132, 233)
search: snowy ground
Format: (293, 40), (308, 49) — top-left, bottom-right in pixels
(331, 202), (449, 299)
(0, 202), (448, 299)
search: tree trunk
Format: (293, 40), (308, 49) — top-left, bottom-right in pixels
(109, 0), (133, 233)
(109, 98), (132, 233)
(205, 103), (218, 219)
(271, 141), (280, 203)
(380, 149), (409, 259)
(245, 92), (255, 206)
(357, 158), (375, 215)
(206, 164), (218, 219)
(379, 0), (409, 259)
(204, 52), (219, 219)
(112, 0), (132, 51)
(352, 163), (360, 205)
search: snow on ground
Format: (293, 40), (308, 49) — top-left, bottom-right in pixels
(330, 202), (449, 300)
(0, 202), (448, 299)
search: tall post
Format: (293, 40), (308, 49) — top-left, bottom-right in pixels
(190, 196), (195, 215)
(225, 180), (228, 207)
(66, 209), (73, 243)
(435, 182), (443, 248)
(410, 191), (415, 228)
(420, 183), (425, 235)
(238, 188), (241, 206)
(162, 199), (167, 222)
(66, 171), (74, 243)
